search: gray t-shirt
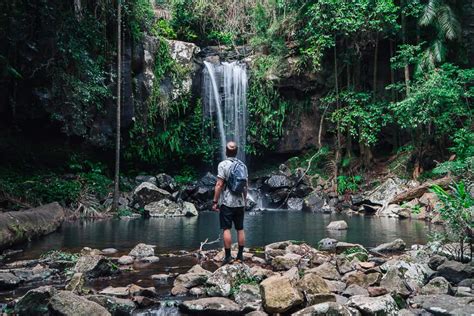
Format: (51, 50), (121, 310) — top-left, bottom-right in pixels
(217, 158), (246, 208)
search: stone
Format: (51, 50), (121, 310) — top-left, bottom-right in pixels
(261, 275), (304, 313)
(183, 201), (198, 216)
(372, 239), (406, 253)
(327, 220), (348, 231)
(174, 264), (211, 289)
(264, 240), (292, 262)
(250, 266), (277, 282)
(307, 262), (341, 280)
(65, 273), (84, 293)
(133, 182), (171, 208)
(287, 197), (304, 211)
(14, 286), (56, 315)
(271, 253), (302, 271)
(0, 272), (20, 290)
(151, 273), (170, 284)
(342, 271), (371, 288)
(420, 276), (452, 295)
(128, 243), (155, 258)
(198, 172), (217, 187)
(456, 286), (473, 297)
(428, 254), (447, 270)
(343, 284), (369, 297)
(297, 273), (330, 297)
(326, 280), (347, 293)
(318, 238), (338, 251)
(437, 260), (474, 284)
(266, 174), (294, 189)
(189, 287), (205, 296)
(100, 286), (129, 297)
(364, 178), (405, 206)
(380, 260), (429, 296)
(101, 248), (118, 255)
(347, 294), (399, 315)
(180, 297), (241, 315)
(292, 302), (353, 315)
(139, 256), (160, 263)
(335, 242), (367, 254)
(155, 173), (177, 192)
(74, 255), (119, 278)
(235, 284), (262, 312)
(379, 267), (411, 297)
(10, 264), (56, 283)
(304, 192), (325, 212)
(87, 295), (135, 315)
(283, 267), (301, 284)
(134, 175), (156, 186)
(378, 204), (403, 218)
(246, 311), (268, 316)
(118, 255), (134, 265)
(48, 291), (110, 315)
(367, 286), (388, 297)
(409, 294), (474, 316)
(206, 263), (251, 297)
(128, 284), (156, 298)
(419, 192), (439, 206)
(171, 285), (188, 296)
(358, 262), (376, 269)
(144, 199), (184, 217)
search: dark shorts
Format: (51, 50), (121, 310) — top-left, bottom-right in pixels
(219, 205), (245, 230)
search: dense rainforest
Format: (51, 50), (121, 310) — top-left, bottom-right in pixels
(0, 0), (472, 210)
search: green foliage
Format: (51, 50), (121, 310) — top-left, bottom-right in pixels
(40, 250), (80, 263)
(286, 147), (331, 177)
(152, 19), (177, 39)
(229, 274), (259, 297)
(174, 166), (198, 184)
(430, 181), (473, 261)
(124, 0), (155, 41)
(337, 175), (363, 194)
(433, 128), (474, 178)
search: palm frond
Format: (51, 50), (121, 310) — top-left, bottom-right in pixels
(432, 39), (447, 62)
(437, 4), (461, 40)
(419, 0), (442, 26)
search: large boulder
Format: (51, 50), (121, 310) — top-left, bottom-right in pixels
(372, 239), (406, 253)
(292, 302), (353, 315)
(206, 263), (252, 297)
(183, 201), (198, 216)
(49, 290), (111, 315)
(287, 198), (304, 211)
(326, 221), (348, 231)
(133, 182), (171, 208)
(87, 295), (136, 315)
(364, 178), (405, 206)
(179, 297), (241, 315)
(297, 273), (332, 305)
(380, 260), (429, 297)
(347, 294), (399, 315)
(155, 173), (177, 192)
(0, 202), (65, 249)
(307, 263), (341, 281)
(144, 199), (197, 217)
(260, 275), (304, 313)
(409, 294), (474, 316)
(128, 243), (155, 258)
(0, 272), (20, 290)
(266, 174), (294, 190)
(437, 260), (474, 284)
(271, 253), (302, 271)
(303, 192), (325, 212)
(74, 255), (119, 279)
(14, 286), (56, 315)
(264, 241), (293, 262)
(420, 276), (452, 295)
(234, 284), (262, 312)
(174, 265), (211, 289)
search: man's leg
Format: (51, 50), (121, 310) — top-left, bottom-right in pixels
(234, 207), (245, 261)
(223, 228), (232, 249)
(220, 205), (233, 264)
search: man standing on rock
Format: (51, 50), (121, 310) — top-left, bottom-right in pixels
(212, 141), (248, 265)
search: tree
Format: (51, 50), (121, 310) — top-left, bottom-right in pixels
(112, 0), (122, 212)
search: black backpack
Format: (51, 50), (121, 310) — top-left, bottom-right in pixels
(227, 159), (248, 194)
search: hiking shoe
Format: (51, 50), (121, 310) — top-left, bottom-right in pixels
(222, 256), (233, 265)
(235, 254), (244, 262)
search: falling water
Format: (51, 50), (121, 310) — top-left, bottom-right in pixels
(202, 61), (248, 162)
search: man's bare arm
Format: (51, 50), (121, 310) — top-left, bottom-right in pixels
(212, 178), (225, 211)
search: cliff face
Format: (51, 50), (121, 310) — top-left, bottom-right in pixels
(462, 0), (474, 66)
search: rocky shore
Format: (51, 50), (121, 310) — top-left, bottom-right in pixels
(1, 236), (472, 315)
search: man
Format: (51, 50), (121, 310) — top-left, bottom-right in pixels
(212, 141), (248, 265)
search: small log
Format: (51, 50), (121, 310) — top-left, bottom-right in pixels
(389, 176), (452, 205)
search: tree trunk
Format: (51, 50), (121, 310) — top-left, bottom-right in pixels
(389, 39), (396, 101)
(334, 37), (341, 192)
(401, 0), (410, 95)
(373, 32), (379, 99)
(389, 176), (452, 204)
(112, 0), (122, 212)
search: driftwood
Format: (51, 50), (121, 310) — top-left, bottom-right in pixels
(389, 176), (452, 205)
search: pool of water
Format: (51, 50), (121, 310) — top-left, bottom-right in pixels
(12, 211), (434, 258)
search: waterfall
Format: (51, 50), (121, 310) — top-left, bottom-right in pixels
(202, 61), (248, 162)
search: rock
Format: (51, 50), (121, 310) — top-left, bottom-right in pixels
(133, 295), (158, 308)
(198, 172), (217, 187)
(246, 311), (268, 316)
(264, 240), (292, 262)
(151, 273), (170, 284)
(292, 302), (353, 315)
(250, 266), (277, 282)
(365, 178), (405, 206)
(266, 174), (294, 189)
(65, 273), (85, 293)
(14, 286), (56, 315)
(420, 276), (452, 295)
(379, 267), (411, 297)
(372, 239), (406, 253)
(367, 287), (388, 297)
(283, 267), (301, 284)
(326, 280), (347, 294)
(100, 286), (129, 297)
(49, 290), (111, 315)
(133, 182), (171, 208)
(437, 260), (474, 284)
(174, 264), (211, 289)
(456, 286), (473, 297)
(428, 254), (447, 270)
(235, 284), (262, 312)
(74, 255), (119, 278)
(87, 295), (135, 315)
(409, 294), (474, 316)
(155, 173), (177, 192)
(347, 294), (399, 315)
(0, 272), (20, 290)
(139, 256), (160, 263)
(343, 284), (369, 297)
(271, 253), (302, 271)
(183, 201), (198, 216)
(0, 202), (65, 249)
(358, 262), (376, 269)
(134, 175), (156, 186)
(303, 192), (325, 212)
(327, 221), (348, 231)
(297, 273), (331, 301)
(189, 287), (205, 296)
(118, 255), (135, 265)
(206, 263), (251, 297)
(144, 199), (183, 217)
(180, 297), (241, 315)
(378, 204), (403, 218)
(171, 285), (188, 296)
(287, 198), (304, 211)
(10, 264), (56, 283)
(419, 192), (439, 206)
(101, 248), (118, 255)
(307, 262), (341, 280)
(335, 242), (366, 254)
(261, 275), (304, 313)
(318, 238), (338, 251)
(380, 260), (429, 295)
(128, 243), (155, 258)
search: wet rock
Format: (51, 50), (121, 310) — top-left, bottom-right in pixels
(133, 182), (171, 208)
(174, 264), (211, 289)
(151, 273), (170, 284)
(272, 253), (302, 271)
(347, 294), (399, 315)
(287, 197), (304, 211)
(100, 286), (129, 297)
(292, 302), (353, 315)
(128, 284), (157, 298)
(14, 285), (56, 315)
(65, 273), (85, 294)
(87, 295), (136, 315)
(132, 295), (158, 308)
(420, 276), (452, 295)
(0, 272), (20, 290)
(11, 264), (56, 283)
(118, 255), (134, 265)
(180, 297), (241, 315)
(294, 184), (313, 198)
(327, 221), (348, 231)
(183, 201), (198, 216)
(318, 238), (338, 251)
(307, 262), (341, 280)
(303, 192), (325, 212)
(260, 275), (304, 313)
(409, 294), (474, 316)
(343, 284), (369, 297)
(235, 284), (262, 312)
(372, 239), (406, 253)
(437, 260), (474, 284)
(156, 173), (177, 192)
(128, 243), (155, 258)
(206, 263), (252, 297)
(49, 290), (111, 315)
